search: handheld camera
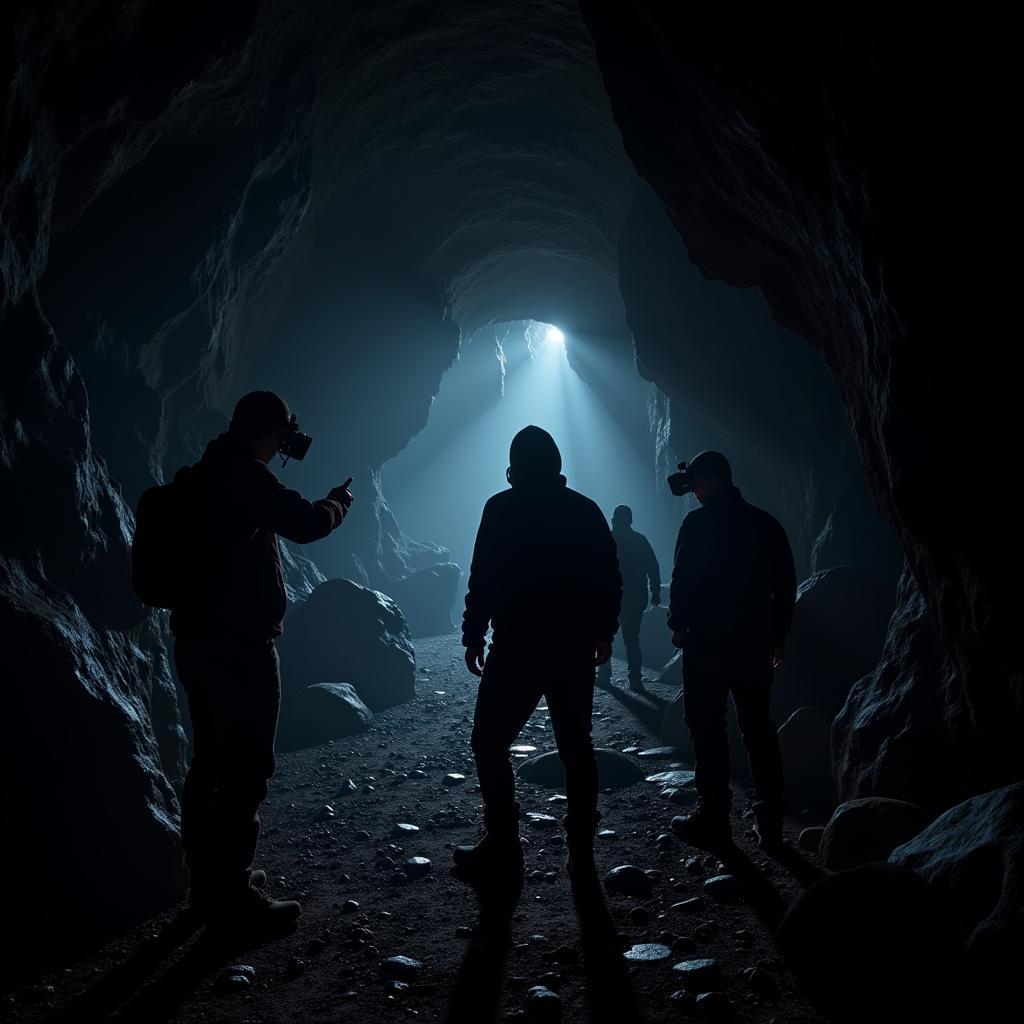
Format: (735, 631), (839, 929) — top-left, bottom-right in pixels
(279, 414), (313, 464)
(667, 460), (693, 496)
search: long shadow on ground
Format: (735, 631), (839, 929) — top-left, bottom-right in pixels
(444, 869), (524, 1024)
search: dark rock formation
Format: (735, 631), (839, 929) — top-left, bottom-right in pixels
(276, 682), (374, 751)
(776, 864), (968, 1023)
(774, 566), (896, 722)
(387, 562), (461, 638)
(277, 578), (416, 711)
(890, 782), (1024, 968)
(519, 748), (643, 789)
(0, 308), (186, 969)
(834, 568), (967, 813)
(810, 486), (905, 587)
(580, 6), (1021, 804)
(279, 540), (328, 605)
(777, 706), (835, 814)
(819, 798), (931, 871)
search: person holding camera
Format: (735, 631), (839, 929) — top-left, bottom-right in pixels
(456, 426), (622, 881)
(169, 391), (353, 929)
(666, 451), (796, 850)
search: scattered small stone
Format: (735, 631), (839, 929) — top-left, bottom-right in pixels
(604, 864), (654, 898)
(655, 833), (674, 850)
(456, 925), (473, 938)
(526, 984), (562, 1022)
(283, 957), (306, 982)
(337, 779), (358, 795)
(391, 822), (420, 838)
(537, 972), (561, 989)
(623, 943), (672, 962)
(597, 829), (617, 838)
(314, 804), (336, 821)
(443, 773), (467, 785)
(341, 899), (360, 913)
(381, 955), (423, 982)
(645, 770), (696, 788)
(408, 770), (427, 779)
(672, 958), (721, 989)
(703, 874), (743, 901)
(628, 906), (650, 927)
(216, 971), (252, 991)
(671, 897), (705, 913)
(384, 980), (409, 995)
(672, 935), (697, 954)
(670, 989), (698, 1011)
(404, 856), (432, 880)
(696, 991), (730, 1018)
(637, 746), (687, 760)
(526, 812), (559, 829)
(744, 966), (778, 996)
(685, 856), (705, 875)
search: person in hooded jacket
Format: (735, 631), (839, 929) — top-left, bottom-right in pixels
(171, 391), (352, 929)
(455, 426), (622, 880)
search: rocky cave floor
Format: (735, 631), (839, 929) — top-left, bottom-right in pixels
(11, 634), (828, 1023)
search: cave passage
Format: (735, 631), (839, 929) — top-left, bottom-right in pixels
(384, 319), (684, 599)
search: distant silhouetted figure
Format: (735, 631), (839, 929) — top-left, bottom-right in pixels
(456, 426), (622, 880)
(171, 391), (352, 929)
(597, 504), (661, 692)
(666, 451), (796, 850)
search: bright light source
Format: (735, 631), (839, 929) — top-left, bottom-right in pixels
(546, 325), (565, 346)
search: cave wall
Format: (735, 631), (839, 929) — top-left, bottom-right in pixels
(580, 5), (1022, 802)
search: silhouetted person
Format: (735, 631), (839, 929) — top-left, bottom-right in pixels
(456, 426), (622, 880)
(597, 504), (661, 692)
(667, 451), (796, 850)
(171, 391), (352, 928)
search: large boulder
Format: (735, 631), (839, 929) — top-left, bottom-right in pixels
(387, 562), (461, 638)
(833, 569), (967, 812)
(776, 864), (967, 1023)
(277, 578), (416, 710)
(777, 706), (834, 814)
(820, 798), (931, 870)
(276, 682), (374, 751)
(279, 540), (328, 604)
(0, 311), (186, 969)
(519, 748), (643, 789)
(890, 783), (1024, 968)
(774, 566), (896, 722)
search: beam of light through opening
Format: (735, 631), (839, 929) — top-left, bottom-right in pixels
(546, 325), (565, 347)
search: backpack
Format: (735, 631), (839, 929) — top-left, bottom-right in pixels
(131, 470), (199, 609)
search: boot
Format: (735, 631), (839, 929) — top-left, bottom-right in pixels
(627, 674), (644, 693)
(452, 830), (524, 879)
(752, 802), (785, 851)
(671, 800), (732, 848)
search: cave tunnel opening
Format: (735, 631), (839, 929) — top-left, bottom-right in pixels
(0, 4), (1017, 1021)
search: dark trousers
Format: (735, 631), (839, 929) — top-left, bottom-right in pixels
(174, 634), (281, 891)
(471, 644), (599, 839)
(682, 648), (785, 815)
(620, 603), (644, 681)
(596, 601), (644, 684)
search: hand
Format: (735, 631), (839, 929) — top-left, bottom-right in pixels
(771, 646), (785, 670)
(465, 645), (486, 677)
(650, 591), (661, 607)
(594, 640), (613, 667)
(327, 476), (354, 511)
(671, 630), (686, 649)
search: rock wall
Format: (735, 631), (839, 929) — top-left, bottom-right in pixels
(0, 303), (186, 970)
(580, 6), (1021, 804)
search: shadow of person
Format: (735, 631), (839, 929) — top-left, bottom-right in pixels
(444, 869), (524, 1024)
(758, 841), (826, 890)
(48, 908), (202, 1022)
(107, 916), (299, 1023)
(570, 874), (647, 1024)
(603, 686), (668, 734)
